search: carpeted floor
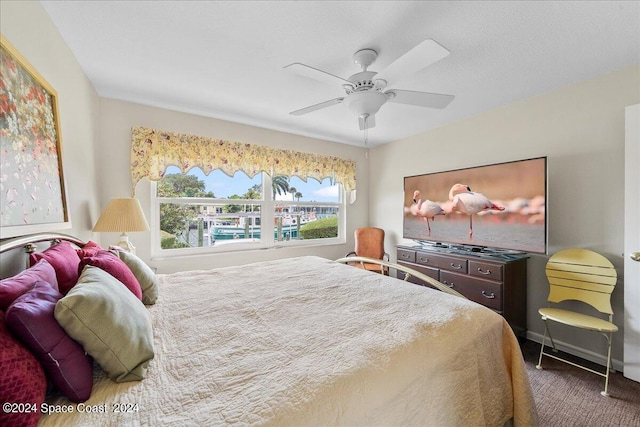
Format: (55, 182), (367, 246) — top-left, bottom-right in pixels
(519, 339), (640, 427)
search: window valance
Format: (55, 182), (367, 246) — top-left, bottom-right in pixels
(130, 127), (356, 196)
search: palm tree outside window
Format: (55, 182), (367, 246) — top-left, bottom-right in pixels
(272, 175), (289, 200)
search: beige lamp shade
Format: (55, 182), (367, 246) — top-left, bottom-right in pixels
(93, 198), (149, 253)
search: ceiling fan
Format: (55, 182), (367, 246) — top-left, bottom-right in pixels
(284, 39), (455, 134)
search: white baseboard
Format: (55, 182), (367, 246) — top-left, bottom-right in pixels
(526, 331), (623, 372)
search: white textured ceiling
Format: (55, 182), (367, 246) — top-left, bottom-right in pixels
(40, 1), (639, 147)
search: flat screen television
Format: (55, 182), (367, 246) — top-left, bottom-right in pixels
(403, 156), (547, 254)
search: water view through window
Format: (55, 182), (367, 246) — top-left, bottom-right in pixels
(156, 166), (342, 250)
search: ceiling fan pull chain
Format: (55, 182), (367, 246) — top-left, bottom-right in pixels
(363, 114), (369, 145)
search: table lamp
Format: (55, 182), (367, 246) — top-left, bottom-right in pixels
(93, 197), (149, 254)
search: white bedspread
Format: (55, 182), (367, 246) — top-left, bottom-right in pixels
(40, 256), (538, 426)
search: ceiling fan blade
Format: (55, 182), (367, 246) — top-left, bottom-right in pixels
(289, 97), (344, 116)
(358, 114), (376, 131)
(386, 89), (454, 109)
(375, 39), (450, 87)
(284, 63), (352, 86)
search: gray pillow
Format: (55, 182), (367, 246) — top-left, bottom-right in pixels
(115, 250), (158, 305)
(55, 266), (154, 382)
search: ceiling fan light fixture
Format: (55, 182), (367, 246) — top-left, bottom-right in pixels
(285, 38), (455, 136)
(342, 91), (387, 117)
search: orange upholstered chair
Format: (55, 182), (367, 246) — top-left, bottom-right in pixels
(345, 227), (389, 275)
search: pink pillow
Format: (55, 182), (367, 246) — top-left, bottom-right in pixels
(0, 259), (58, 310)
(76, 240), (104, 259)
(6, 280), (93, 403)
(0, 311), (47, 427)
(30, 242), (81, 295)
(79, 251), (142, 300)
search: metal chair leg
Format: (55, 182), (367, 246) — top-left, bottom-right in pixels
(536, 321), (548, 370)
(545, 321), (559, 353)
(601, 331), (614, 397)
(604, 332), (616, 374)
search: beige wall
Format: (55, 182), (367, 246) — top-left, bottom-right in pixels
(369, 65), (640, 365)
(97, 98), (369, 273)
(0, 1), (101, 242)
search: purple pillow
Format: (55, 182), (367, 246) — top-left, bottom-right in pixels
(6, 281), (93, 403)
(29, 242), (81, 295)
(0, 259), (58, 310)
(79, 251), (142, 300)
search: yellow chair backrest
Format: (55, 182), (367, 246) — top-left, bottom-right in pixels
(545, 248), (617, 314)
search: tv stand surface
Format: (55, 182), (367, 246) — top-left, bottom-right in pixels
(396, 245), (528, 336)
(410, 242), (528, 261)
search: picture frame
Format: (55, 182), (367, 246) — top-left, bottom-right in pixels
(0, 34), (71, 238)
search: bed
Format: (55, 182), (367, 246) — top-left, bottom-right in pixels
(0, 234), (538, 426)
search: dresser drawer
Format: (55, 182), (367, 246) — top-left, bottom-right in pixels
(398, 261), (439, 287)
(397, 248), (416, 263)
(440, 271), (503, 311)
(469, 260), (503, 282)
(396, 245), (528, 336)
(415, 251), (468, 274)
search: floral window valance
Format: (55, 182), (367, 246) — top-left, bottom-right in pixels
(130, 127), (356, 196)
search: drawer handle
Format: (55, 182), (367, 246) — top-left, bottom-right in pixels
(477, 267), (492, 275)
(450, 263), (463, 270)
(418, 256), (429, 263)
(481, 291), (496, 299)
(442, 280), (455, 288)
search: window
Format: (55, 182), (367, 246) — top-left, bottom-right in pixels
(152, 166), (344, 255)
(271, 176), (341, 243)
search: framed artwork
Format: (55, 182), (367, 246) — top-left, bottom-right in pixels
(0, 34), (71, 238)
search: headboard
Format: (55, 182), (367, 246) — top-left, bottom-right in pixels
(0, 233), (87, 279)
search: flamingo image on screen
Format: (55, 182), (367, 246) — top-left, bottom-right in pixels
(404, 190), (445, 234)
(403, 157), (547, 254)
(448, 184), (505, 239)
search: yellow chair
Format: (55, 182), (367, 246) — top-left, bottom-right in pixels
(536, 248), (618, 396)
(345, 227), (390, 275)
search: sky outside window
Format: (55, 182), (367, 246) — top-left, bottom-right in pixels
(164, 166), (340, 202)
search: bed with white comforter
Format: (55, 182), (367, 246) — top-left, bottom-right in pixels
(40, 255), (537, 426)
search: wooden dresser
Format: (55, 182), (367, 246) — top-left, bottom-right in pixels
(396, 245), (528, 336)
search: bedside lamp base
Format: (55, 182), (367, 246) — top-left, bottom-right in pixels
(117, 233), (136, 255)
